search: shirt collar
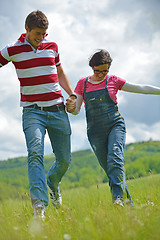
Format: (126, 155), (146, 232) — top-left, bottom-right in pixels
(18, 33), (26, 43)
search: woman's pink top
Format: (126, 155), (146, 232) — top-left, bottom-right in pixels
(74, 75), (126, 104)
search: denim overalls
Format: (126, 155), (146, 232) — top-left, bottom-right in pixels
(83, 75), (133, 203)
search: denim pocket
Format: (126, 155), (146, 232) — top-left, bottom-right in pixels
(22, 107), (34, 114)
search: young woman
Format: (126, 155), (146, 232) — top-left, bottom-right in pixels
(66, 49), (160, 207)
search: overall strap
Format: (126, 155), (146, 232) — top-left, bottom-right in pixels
(82, 77), (88, 99)
(106, 75), (109, 87)
(83, 75), (109, 99)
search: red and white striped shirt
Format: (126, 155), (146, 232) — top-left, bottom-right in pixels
(0, 33), (63, 107)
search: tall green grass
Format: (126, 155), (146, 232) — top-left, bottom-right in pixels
(0, 174), (160, 240)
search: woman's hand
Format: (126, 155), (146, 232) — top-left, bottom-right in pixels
(66, 95), (77, 113)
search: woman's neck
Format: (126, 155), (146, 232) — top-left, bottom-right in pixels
(89, 75), (106, 84)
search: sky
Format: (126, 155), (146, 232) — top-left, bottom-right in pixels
(0, 0), (160, 160)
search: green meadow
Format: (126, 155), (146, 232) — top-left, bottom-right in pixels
(0, 141), (160, 239)
(0, 174), (160, 240)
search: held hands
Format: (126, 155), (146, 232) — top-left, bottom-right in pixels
(66, 94), (77, 113)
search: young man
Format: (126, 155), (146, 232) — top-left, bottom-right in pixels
(0, 10), (76, 219)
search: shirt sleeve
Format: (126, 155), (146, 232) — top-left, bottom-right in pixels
(107, 75), (126, 103)
(54, 43), (61, 67)
(0, 47), (10, 67)
(74, 77), (85, 96)
(115, 76), (126, 90)
(55, 53), (61, 66)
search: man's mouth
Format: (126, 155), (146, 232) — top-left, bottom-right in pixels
(35, 39), (41, 44)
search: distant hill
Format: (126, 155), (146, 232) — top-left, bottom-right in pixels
(0, 140), (160, 199)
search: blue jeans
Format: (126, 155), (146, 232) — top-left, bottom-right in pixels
(22, 107), (71, 207)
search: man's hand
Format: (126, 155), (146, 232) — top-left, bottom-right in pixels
(66, 95), (77, 113)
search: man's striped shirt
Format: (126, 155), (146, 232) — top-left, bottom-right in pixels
(0, 33), (63, 107)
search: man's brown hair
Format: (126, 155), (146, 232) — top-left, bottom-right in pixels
(25, 10), (49, 30)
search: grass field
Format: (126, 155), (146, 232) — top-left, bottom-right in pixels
(0, 174), (160, 240)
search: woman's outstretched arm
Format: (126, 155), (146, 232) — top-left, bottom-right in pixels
(122, 82), (160, 95)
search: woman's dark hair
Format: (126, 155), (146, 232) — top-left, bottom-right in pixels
(89, 49), (112, 69)
(25, 10), (49, 30)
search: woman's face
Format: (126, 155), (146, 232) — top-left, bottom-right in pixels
(93, 64), (109, 81)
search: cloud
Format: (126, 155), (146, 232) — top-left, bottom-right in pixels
(126, 120), (160, 144)
(0, 109), (26, 160)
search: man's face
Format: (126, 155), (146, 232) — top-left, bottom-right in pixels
(25, 26), (47, 49)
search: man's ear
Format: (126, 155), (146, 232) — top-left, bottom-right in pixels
(25, 25), (29, 33)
